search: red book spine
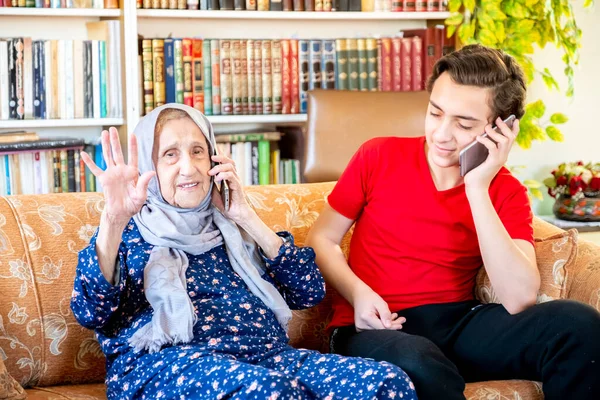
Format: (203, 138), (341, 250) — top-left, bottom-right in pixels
(403, 0), (415, 11)
(290, 40), (299, 114)
(411, 36), (423, 91)
(281, 40), (291, 115)
(391, 38), (401, 92)
(381, 38), (392, 92)
(426, 0), (438, 10)
(401, 38), (412, 92)
(192, 39), (204, 113)
(182, 39), (194, 107)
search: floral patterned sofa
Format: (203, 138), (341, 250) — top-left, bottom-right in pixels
(1, 182), (599, 399)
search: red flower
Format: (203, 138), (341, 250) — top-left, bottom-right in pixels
(547, 187), (556, 198)
(590, 176), (600, 191)
(556, 175), (568, 186)
(551, 169), (557, 176)
(569, 175), (587, 196)
(577, 161), (585, 166)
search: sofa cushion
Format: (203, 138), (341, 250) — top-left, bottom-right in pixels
(476, 229), (578, 304)
(464, 380), (543, 400)
(25, 383), (106, 400)
(0, 194), (107, 388)
(0, 357), (26, 400)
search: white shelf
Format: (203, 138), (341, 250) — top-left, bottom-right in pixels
(0, 118), (125, 129)
(207, 114), (307, 124)
(137, 10), (450, 20)
(0, 8), (121, 18)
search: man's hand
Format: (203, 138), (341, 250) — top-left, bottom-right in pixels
(352, 286), (405, 332)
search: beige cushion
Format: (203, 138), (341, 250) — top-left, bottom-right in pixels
(476, 229), (578, 304)
(0, 357), (26, 400)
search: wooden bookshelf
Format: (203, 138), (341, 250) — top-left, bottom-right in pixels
(137, 10), (451, 20)
(0, 118), (125, 130)
(0, 8), (121, 18)
(207, 114), (308, 125)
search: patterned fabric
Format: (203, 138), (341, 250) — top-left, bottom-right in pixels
(0, 183), (599, 399)
(0, 357), (25, 400)
(476, 229), (579, 304)
(71, 219), (415, 399)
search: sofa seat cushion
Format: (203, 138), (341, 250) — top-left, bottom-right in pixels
(25, 384), (106, 399)
(465, 380), (543, 399)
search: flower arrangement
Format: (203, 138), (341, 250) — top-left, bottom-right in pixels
(544, 161), (600, 201)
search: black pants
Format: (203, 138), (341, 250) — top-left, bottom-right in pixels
(330, 299), (600, 400)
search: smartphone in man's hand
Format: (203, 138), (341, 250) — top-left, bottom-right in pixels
(459, 114), (516, 177)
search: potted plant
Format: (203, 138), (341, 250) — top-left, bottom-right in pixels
(543, 161), (600, 221)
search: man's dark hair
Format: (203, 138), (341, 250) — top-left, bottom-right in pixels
(426, 44), (527, 120)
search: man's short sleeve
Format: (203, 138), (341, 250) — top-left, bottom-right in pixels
(327, 142), (374, 221)
(497, 183), (534, 245)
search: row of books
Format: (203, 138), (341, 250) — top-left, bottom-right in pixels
(0, 21), (123, 121)
(0, 130), (301, 196)
(0, 0), (118, 7)
(136, 0), (448, 11)
(215, 131), (300, 185)
(140, 28), (454, 116)
(0, 132), (104, 196)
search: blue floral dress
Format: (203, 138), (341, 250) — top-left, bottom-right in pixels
(71, 220), (417, 400)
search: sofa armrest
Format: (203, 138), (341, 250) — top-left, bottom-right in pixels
(566, 237), (600, 312)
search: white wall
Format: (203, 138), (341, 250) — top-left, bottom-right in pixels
(507, 4), (600, 215)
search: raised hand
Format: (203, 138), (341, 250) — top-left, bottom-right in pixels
(81, 127), (156, 226)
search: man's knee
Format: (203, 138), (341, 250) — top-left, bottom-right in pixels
(537, 300), (600, 342)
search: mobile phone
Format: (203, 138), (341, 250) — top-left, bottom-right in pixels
(214, 146), (230, 212)
(459, 115), (516, 177)
(220, 178), (230, 212)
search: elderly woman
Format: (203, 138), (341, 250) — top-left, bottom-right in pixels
(71, 104), (417, 399)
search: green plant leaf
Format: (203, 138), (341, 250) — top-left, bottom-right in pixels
(478, 29), (498, 46)
(543, 177), (557, 188)
(546, 125), (564, 141)
(541, 68), (560, 91)
(550, 113), (569, 124)
(447, 24), (458, 38)
(529, 188), (544, 201)
(583, 0), (593, 7)
(525, 0), (540, 6)
(445, 12), (464, 26)
(478, 12), (496, 31)
(523, 179), (543, 188)
(448, 0), (462, 12)
(487, 7), (508, 20)
(495, 21), (506, 43)
(526, 99), (546, 118)
(504, 1), (527, 18)
(463, 0), (476, 12)
(516, 19), (535, 34)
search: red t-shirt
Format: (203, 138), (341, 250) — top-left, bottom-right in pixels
(327, 136), (534, 329)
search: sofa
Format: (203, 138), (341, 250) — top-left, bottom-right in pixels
(0, 184), (599, 399)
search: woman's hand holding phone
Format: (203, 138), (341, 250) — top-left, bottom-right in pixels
(463, 116), (520, 193)
(209, 154), (252, 224)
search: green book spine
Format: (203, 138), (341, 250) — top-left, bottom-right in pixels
(366, 38), (378, 91)
(203, 40), (212, 115)
(346, 39), (359, 91)
(357, 39), (368, 91)
(174, 39), (184, 104)
(258, 140), (270, 185)
(60, 150), (68, 193)
(99, 41), (107, 118)
(335, 39), (348, 90)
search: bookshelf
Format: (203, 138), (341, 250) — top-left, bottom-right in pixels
(136, 10), (451, 20)
(1, 4), (448, 186)
(0, 8), (121, 17)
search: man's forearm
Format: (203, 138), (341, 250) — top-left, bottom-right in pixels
(467, 188), (540, 314)
(306, 234), (369, 306)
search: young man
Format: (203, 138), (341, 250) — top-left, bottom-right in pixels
(306, 44), (600, 400)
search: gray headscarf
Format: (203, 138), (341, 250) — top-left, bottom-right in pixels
(128, 103), (292, 354)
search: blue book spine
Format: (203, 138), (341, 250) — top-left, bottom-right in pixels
(164, 39), (176, 104)
(4, 156), (11, 196)
(321, 40), (336, 90)
(308, 40), (322, 92)
(33, 41), (42, 119)
(99, 41), (107, 119)
(298, 40), (309, 114)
